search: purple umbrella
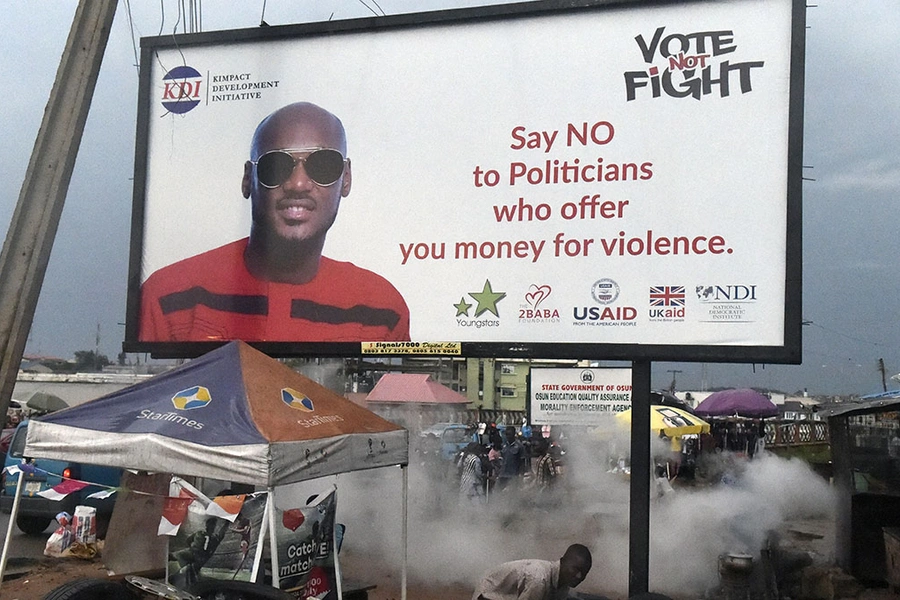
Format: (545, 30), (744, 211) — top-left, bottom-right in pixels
(694, 388), (778, 418)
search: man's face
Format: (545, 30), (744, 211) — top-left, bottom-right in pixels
(560, 556), (591, 589)
(243, 111), (351, 245)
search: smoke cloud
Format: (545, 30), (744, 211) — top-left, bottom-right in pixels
(276, 432), (835, 598)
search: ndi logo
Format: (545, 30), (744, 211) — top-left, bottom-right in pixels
(161, 65), (203, 114)
(282, 388), (315, 412)
(171, 386), (212, 410)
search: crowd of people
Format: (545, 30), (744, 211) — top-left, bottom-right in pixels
(439, 424), (567, 510)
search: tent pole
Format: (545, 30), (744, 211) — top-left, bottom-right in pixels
(266, 488), (280, 588)
(252, 492), (270, 585)
(401, 464), (408, 600)
(0, 465), (27, 592)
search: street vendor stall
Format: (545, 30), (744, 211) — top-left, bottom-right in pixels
(0, 341), (410, 598)
(615, 405), (711, 479)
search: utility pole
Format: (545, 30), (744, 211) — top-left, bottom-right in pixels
(879, 358), (887, 393)
(666, 369), (682, 392)
(0, 0), (118, 420)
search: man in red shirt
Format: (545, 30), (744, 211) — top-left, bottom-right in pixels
(139, 102), (409, 342)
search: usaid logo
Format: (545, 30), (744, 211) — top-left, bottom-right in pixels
(161, 65), (203, 114)
(591, 279), (620, 304)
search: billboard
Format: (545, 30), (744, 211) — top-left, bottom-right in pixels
(530, 367), (632, 426)
(124, 0), (804, 361)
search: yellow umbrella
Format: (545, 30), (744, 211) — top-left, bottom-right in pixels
(615, 405), (710, 438)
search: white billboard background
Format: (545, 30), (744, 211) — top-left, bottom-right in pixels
(139, 0), (793, 347)
(530, 367), (633, 426)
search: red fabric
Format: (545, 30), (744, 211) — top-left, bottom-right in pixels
(282, 508), (305, 531)
(161, 496), (194, 527)
(139, 239), (409, 342)
(50, 479), (90, 495)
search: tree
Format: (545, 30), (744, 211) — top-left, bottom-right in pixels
(73, 350), (111, 372)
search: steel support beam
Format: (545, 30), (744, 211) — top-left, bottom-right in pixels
(0, 0), (118, 419)
(628, 360), (652, 596)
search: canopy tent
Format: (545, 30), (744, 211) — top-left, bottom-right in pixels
(4, 341), (410, 596)
(616, 405), (710, 438)
(694, 388), (778, 418)
(24, 341), (407, 484)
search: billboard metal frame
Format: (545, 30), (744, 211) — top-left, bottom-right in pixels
(123, 0), (804, 362)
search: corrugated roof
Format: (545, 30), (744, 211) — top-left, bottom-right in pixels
(823, 395), (900, 419)
(365, 373), (470, 404)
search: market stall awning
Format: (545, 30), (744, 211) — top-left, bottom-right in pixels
(615, 405), (710, 437)
(25, 341), (408, 486)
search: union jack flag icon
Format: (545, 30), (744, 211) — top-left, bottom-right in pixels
(649, 286), (685, 307)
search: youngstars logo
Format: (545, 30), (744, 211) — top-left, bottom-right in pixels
(454, 279), (505, 330)
(171, 386), (212, 410)
(161, 65), (203, 114)
(623, 26), (765, 101)
(282, 388), (315, 412)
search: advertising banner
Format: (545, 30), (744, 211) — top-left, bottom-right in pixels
(530, 367), (633, 426)
(125, 0), (803, 362)
(275, 487), (338, 597)
(167, 493), (266, 588)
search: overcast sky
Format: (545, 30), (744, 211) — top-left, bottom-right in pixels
(1, 0), (898, 396)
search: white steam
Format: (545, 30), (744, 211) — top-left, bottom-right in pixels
(275, 433), (835, 598)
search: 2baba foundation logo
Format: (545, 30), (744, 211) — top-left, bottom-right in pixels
(518, 284), (560, 324)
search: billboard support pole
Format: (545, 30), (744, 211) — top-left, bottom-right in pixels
(0, 0), (118, 420)
(628, 360), (651, 596)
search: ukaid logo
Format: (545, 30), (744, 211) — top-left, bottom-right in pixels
(161, 66), (203, 114)
(518, 284), (560, 323)
(695, 284), (757, 323)
(574, 279), (637, 327)
(624, 26), (765, 101)
(648, 285), (686, 321)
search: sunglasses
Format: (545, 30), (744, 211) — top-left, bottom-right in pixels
(251, 147), (347, 188)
